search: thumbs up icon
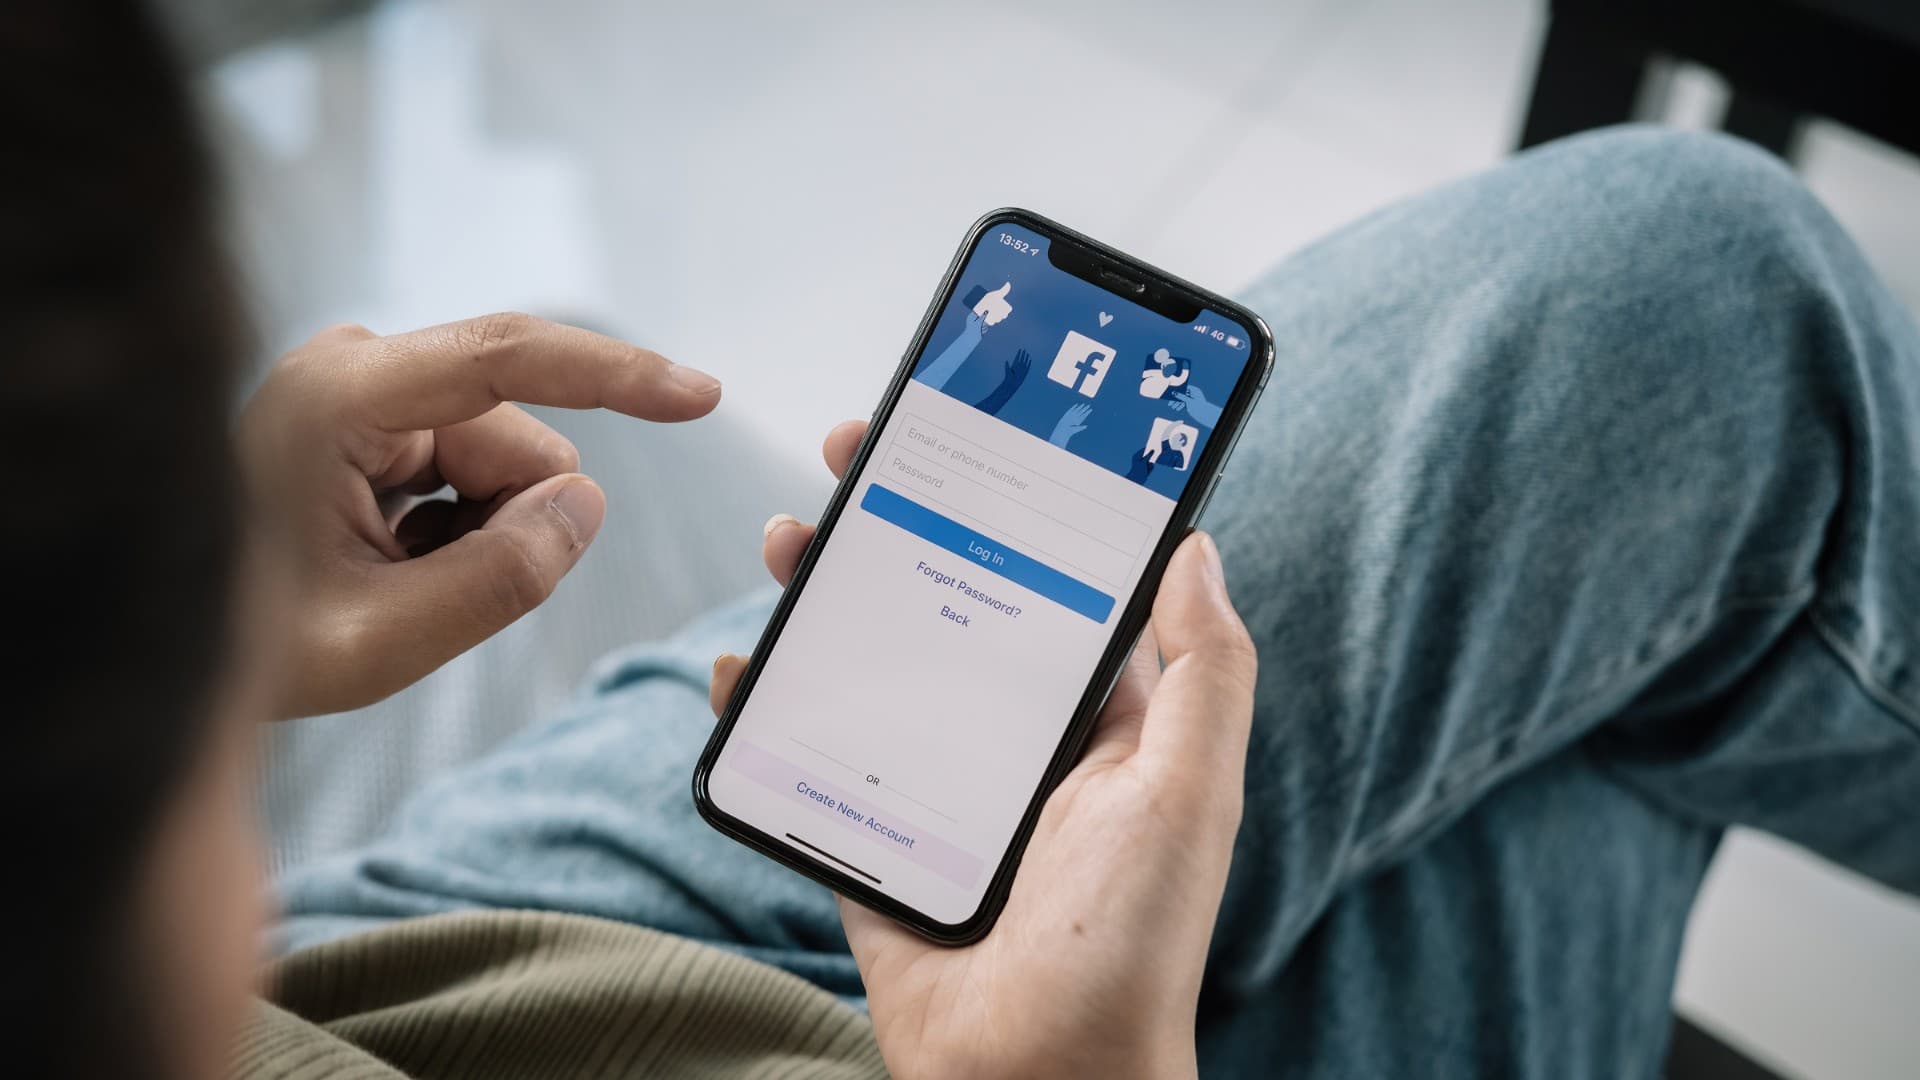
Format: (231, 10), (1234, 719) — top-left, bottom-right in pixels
(971, 281), (1014, 327)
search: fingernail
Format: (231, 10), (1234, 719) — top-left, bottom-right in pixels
(764, 513), (799, 537)
(668, 363), (722, 394)
(549, 480), (605, 551)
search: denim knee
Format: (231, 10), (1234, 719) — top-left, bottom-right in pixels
(1496, 125), (1853, 380)
(1225, 122), (1864, 619)
(1534, 125), (1822, 242)
(1448, 127), (1860, 575)
(1497, 123), (1843, 326)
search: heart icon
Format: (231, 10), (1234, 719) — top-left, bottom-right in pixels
(1098, 311), (1113, 327)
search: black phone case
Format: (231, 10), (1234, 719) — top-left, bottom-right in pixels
(692, 207), (1276, 945)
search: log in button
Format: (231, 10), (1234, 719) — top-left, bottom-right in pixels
(860, 483), (1115, 623)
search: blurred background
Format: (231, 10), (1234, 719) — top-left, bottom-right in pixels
(164, 1), (1919, 1077)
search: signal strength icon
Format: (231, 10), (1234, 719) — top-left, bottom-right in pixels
(1194, 324), (1209, 334)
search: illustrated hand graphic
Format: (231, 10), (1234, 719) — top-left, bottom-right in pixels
(1179, 383), (1223, 428)
(1007, 347), (1031, 382)
(972, 281), (1014, 327)
(1126, 447), (1155, 483)
(1048, 402), (1092, 448)
(971, 348), (1033, 417)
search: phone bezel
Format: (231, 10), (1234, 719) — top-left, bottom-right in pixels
(691, 207), (1276, 944)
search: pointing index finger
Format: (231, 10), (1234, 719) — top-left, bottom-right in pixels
(346, 313), (721, 431)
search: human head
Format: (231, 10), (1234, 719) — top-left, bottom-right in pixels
(1152, 348), (1191, 382)
(2, 2), (269, 1076)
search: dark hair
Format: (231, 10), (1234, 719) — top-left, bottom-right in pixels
(1, 1), (243, 1074)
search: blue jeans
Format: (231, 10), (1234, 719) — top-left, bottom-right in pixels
(276, 128), (1920, 1077)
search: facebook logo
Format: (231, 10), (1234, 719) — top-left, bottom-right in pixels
(1046, 331), (1116, 398)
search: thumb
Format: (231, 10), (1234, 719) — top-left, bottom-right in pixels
(374, 473), (605, 683)
(990, 281), (1010, 297)
(1136, 531), (1257, 794)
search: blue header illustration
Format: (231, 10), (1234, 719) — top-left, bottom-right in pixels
(910, 223), (1253, 500)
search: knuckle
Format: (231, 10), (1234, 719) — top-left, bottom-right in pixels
(521, 419), (581, 474)
(1149, 760), (1244, 834)
(1134, 781), (1184, 832)
(317, 321), (376, 343)
(1206, 621), (1260, 692)
(260, 348), (349, 425)
(495, 404), (581, 475)
(545, 434), (582, 475)
(1227, 629), (1260, 679)
(459, 311), (541, 356)
(475, 528), (555, 620)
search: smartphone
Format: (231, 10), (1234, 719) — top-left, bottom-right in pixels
(694, 209), (1274, 943)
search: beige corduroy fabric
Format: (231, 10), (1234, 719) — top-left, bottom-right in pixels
(232, 910), (887, 1079)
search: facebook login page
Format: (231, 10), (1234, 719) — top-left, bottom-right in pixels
(707, 222), (1257, 925)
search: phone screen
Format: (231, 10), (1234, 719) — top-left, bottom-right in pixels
(703, 219), (1260, 927)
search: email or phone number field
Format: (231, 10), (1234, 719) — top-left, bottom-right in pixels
(876, 412), (1152, 591)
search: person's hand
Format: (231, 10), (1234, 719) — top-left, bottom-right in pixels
(713, 420), (1256, 1080)
(242, 314), (721, 716)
